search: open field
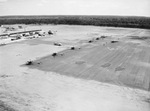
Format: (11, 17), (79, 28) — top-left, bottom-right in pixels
(0, 24), (150, 111)
(30, 36), (150, 91)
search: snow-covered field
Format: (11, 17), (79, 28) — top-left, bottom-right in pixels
(0, 24), (150, 111)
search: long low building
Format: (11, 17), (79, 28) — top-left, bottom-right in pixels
(0, 29), (42, 37)
(8, 29), (42, 36)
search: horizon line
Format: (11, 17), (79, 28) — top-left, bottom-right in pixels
(0, 15), (150, 18)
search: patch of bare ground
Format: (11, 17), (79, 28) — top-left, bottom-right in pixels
(115, 66), (125, 72)
(0, 100), (17, 111)
(0, 74), (12, 78)
(101, 63), (111, 68)
(144, 98), (150, 103)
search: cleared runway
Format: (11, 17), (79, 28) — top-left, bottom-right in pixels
(31, 36), (150, 91)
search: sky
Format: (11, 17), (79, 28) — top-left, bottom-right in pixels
(0, 0), (150, 17)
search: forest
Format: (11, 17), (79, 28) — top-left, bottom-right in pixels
(0, 15), (150, 29)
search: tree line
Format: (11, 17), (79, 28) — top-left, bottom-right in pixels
(0, 15), (150, 29)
